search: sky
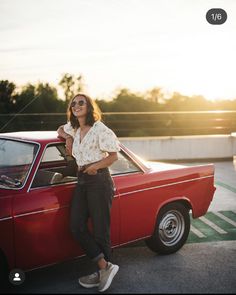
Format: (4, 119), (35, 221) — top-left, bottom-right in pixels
(0, 0), (236, 101)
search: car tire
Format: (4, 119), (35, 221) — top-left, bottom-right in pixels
(145, 202), (190, 255)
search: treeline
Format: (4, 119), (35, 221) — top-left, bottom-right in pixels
(97, 88), (236, 112)
(0, 73), (83, 114)
(1, 74), (236, 114)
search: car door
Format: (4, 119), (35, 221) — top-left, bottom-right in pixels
(109, 151), (152, 245)
(13, 143), (120, 270)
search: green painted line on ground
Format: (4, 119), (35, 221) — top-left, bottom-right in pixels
(221, 210), (236, 222)
(187, 211), (236, 244)
(203, 212), (236, 233)
(215, 181), (236, 194)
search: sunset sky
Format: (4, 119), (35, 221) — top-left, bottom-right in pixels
(0, 0), (236, 101)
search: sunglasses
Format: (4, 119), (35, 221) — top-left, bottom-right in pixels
(71, 100), (87, 107)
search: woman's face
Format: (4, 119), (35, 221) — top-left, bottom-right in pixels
(70, 95), (88, 118)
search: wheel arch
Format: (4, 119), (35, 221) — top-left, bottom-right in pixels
(146, 199), (191, 255)
(151, 198), (192, 235)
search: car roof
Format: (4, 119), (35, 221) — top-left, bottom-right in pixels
(0, 131), (63, 144)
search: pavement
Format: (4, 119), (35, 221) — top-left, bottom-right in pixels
(6, 158), (236, 294)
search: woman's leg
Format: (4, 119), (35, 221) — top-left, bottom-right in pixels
(70, 180), (104, 261)
(76, 172), (119, 292)
(86, 172), (114, 262)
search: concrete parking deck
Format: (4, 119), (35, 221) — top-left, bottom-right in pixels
(183, 158), (236, 246)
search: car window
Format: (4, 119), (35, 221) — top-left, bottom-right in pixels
(31, 145), (141, 188)
(0, 139), (39, 188)
(41, 145), (65, 162)
(109, 151), (141, 175)
(31, 144), (77, 188)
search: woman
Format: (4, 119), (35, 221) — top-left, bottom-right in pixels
(57, 93), (120, 292)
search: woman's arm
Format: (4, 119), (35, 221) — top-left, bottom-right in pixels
(57, 125), (72, 139)
(57, 125), (74, 156)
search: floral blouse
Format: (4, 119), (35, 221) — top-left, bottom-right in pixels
(63, 120), (120, 166)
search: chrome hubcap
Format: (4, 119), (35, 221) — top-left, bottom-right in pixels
(159, 210), (185, 246)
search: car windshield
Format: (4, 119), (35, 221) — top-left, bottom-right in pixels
(0, 138), (39, 188)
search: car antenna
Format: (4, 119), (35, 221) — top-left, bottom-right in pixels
(0, 94), (40, 132)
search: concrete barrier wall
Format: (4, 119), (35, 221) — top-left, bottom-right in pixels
(119, 134), (236, 161)
(232, 133), (236, 155)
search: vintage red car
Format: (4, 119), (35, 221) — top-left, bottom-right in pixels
(0, 131), (216, 280)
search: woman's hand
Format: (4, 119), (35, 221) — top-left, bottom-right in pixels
(83, 164), (98, 175)
(83, 152), (118, 175)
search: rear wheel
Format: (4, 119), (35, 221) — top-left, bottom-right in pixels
(145, 202), (190, 254)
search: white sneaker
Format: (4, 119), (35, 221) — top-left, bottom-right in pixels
(78, 271), (100, 288)
(98, 262), (119, 292)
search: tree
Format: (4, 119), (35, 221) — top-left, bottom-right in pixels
(35, 83), (60, 112)
(145, 87), (164, 104)
(59, 73), (84, 102)
(163, 92), (189, 111)
(0, 80), (17, 113)
(14, 82), (64, 113)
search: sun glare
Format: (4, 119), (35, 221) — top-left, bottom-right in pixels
(0, 0), (236, 101)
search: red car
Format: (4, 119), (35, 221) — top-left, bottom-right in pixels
(0, 131), (216, 279)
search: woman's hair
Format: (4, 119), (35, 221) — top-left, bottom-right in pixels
(67, 93), (102, 129)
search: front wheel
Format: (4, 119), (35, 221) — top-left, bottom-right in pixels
(145, 202), (190, 255)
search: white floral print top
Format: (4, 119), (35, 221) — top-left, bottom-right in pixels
(64, 120), (120, 166)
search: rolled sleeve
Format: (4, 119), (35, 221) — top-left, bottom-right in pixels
(99, 127), (120, 152)
(63, 122), (76, 138)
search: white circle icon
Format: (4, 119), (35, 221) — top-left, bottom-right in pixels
(13, 272), (21, 281)
(9, 269), (25, 285)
